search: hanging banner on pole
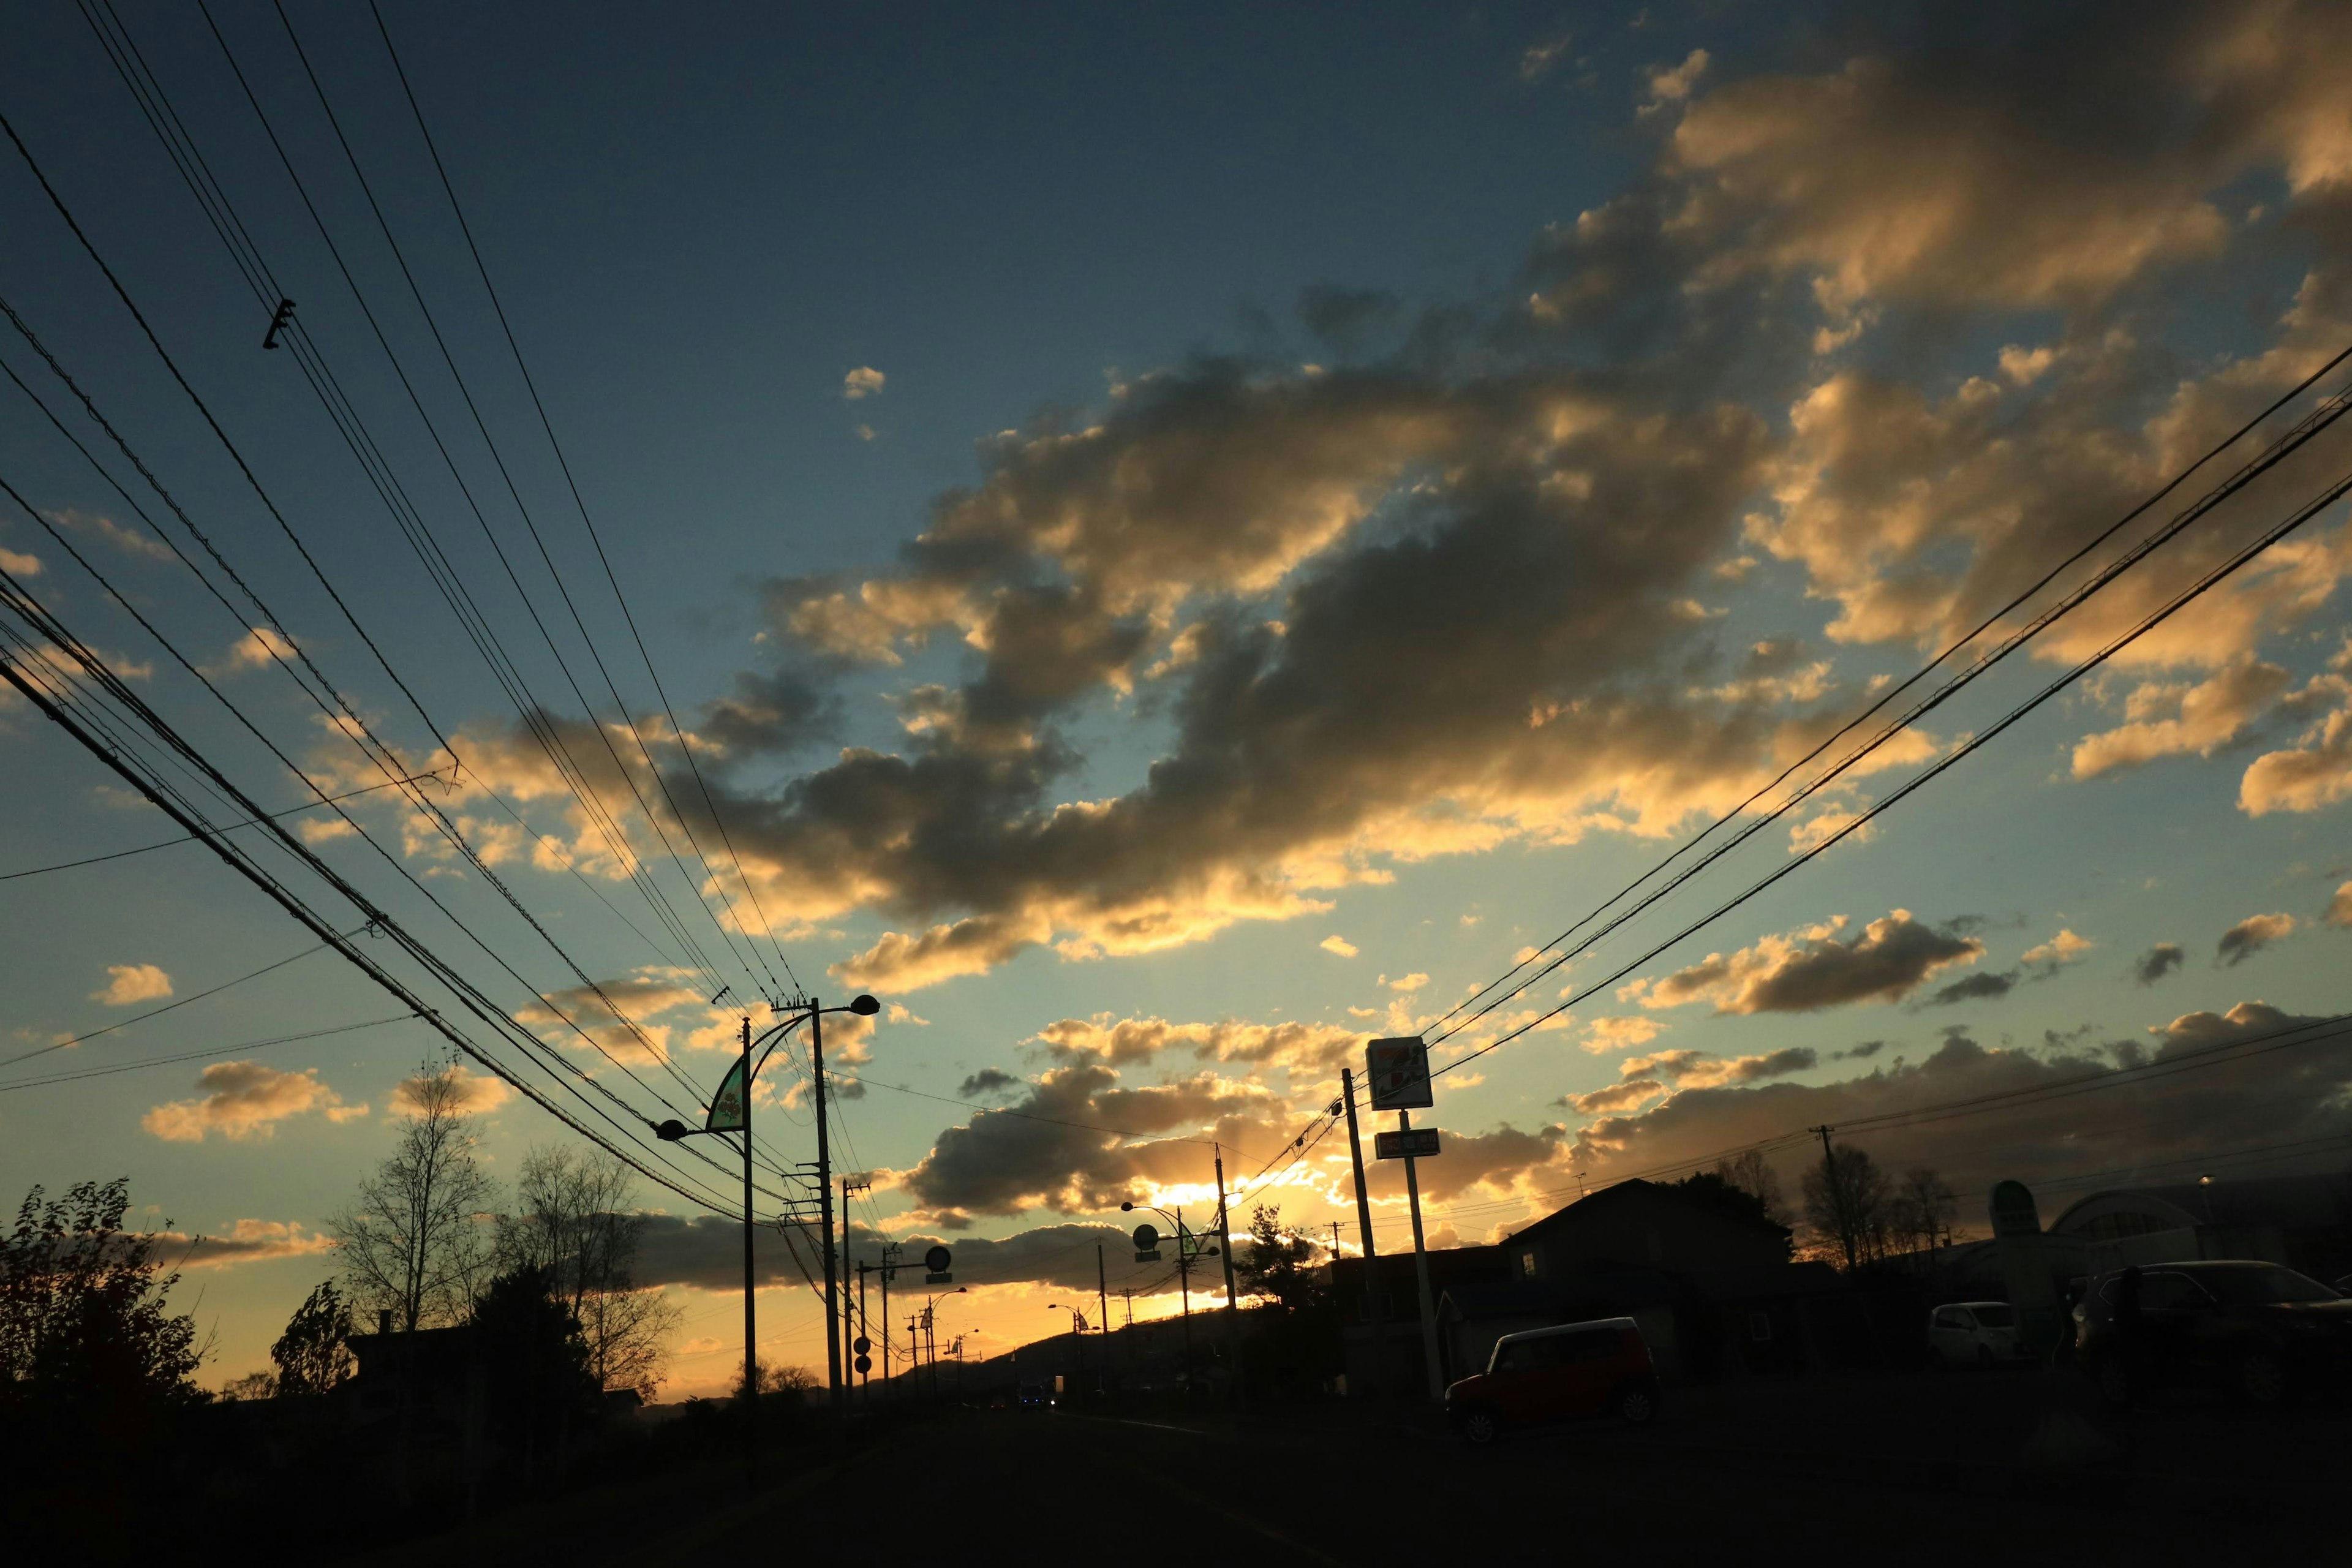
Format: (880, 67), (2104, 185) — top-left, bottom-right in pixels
(704, 1056), (748, 1133)
(1365, 1038), (1433, 1110)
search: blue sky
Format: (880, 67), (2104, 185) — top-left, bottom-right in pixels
(6, 1), (2352, 1394)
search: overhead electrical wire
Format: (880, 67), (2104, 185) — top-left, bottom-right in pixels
(364, 0), (804, 993)
(0, 1014), (417, 1093)
(0, 493), (759, 1210)
(1425, 341), (2352, 1050)
(0, 597), (742, 1216)
(0, 769), (445, 883)
(0, 936), (343, 1071)
(0, 76), (778, 1152)
(1427, 398), (2352, 1076)
(76, 0), (750, 1008)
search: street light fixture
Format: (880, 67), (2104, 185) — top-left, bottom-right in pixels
(1121, 1200), (1218, 1365)
(653, 992), (881, 1433)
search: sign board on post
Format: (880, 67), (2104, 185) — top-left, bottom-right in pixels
(1365, 1037), (1433, 1110)
(1374, 1128), (1441, 1160)
(925, 1272), (952, 1284)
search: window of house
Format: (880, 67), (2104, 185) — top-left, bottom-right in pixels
(1520, 1250), (1538, 1280)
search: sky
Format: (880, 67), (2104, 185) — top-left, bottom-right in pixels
(6, 0), (2352, 1396)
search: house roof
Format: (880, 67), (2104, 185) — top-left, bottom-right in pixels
(1501, 1177), (1787, 1244)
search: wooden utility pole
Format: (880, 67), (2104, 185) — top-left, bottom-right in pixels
(1215, 1147), (1246, 1404)
(1097, 1244), (1111, 1391)
(1813, 1125), (1857, 1270)
(1339, 1065), (1383, 1399)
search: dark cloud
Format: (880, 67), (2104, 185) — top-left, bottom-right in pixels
(1636, 911), (1985, 1015)
(956, 1068), (1021, 1100)
(1834, 1039), (1887, 1060)
(889, 1063), (1290, 1226)
(1295, 284), (1403, 355)
(1567, 997), (2352, 1224)
(2217, 913), (2296, 967)
(2135, 943), (2186, 984)
(1924, 970), (2019, 1007)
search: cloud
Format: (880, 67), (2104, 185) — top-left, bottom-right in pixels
(843, 366), (886, 400)
(887, 1063), (1292, 1226)
(2021, 929), (2096, 968)
(0, 547), (37, 575)
(2328, 886), (2352, 927)
(1319, 935), (1358, 957)
(1033, 1014), (1360, 1074)
(1642, 49), (1709, 112)
(164, 1218), (337, 1269)
(957, 1068), (1021, 1099)
(1581, 1016), (1665, 1054)
(1925, 970), (2017, 1007)
(221, 627), (296, 673)
(2135, 943), (2187, 983)
(2071, 660), (2290, 778)
(1620, 1046), (1817, 1088)
(391, 1061), (513, 1116)
(1566, 1078), (1664, 1114)
(48, 507), (172, 562)
(2217, 912), (2296, 967)
(92, 963), (172, 1006)
(142, 1062), (348, 1142)
(1381, 972), (1429, 993)
(1517, 29), (1574, 83)
(1626, 910), (1983, 1014)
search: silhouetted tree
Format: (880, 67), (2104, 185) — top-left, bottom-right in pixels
(1234, 1204), (1321, 1308)
(495, 1145), (680, 1397)
(270, 1280), (355, 1396)
(732, 1358), (820, 1399)
(330, 1056), (497, 1331)
(1890, 1166), (1959, 1254)
(1713, 1150), (1790, 1226)
(0, 1178), (204, 1413)
(221, 1370), (277, 1401)
(471, 1263), (594, 1482)
(1802, 1143), (1893, 1268)
(1673, 1170), (1780, 1229)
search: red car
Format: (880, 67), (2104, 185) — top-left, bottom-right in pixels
(1445, 1316), (1662, 1446)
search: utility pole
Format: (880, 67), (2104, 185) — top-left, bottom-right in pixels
(841, 1172), (870, 1413)
(854, 1262), (872, 1407)
(1339, 1066), (1382, 1399)
(1175, 1206), (1194, 1361)
(1215, 1146), (1246, 1404)
(1813, 1125), (1857, 1271)
(810, 1000), (842, 1422)
(739, 1014), (756, 1466)
(1097, 1244), (1111, 1392)
(880, 1243), (898, 1398)
(1400, 1107), (1442, 1401)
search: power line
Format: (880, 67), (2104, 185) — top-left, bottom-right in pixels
(0, 1014), (415, 1092)
(1429, 446), (2352, 1080)
(1425, 345), (2352, 1050)
(366, 0), (804, 993)
(0, 771), (443, 882)
(0, 938), (342, 1071)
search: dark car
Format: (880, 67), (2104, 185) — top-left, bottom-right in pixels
(2073, 1261), (2351, 1408)
(1017, 1382), (1049, 1409)
(1444, 1316), (1661, 1447)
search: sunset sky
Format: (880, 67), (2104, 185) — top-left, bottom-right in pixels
(6, 1), (2352, 1397)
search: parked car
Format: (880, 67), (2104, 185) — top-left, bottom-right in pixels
(1444, 1316), (1661, 1447)
(1928, 1301), (2034, 1368)
(2073, 1261), (2351, 1409)
(1017, 1382), (1049, 1409)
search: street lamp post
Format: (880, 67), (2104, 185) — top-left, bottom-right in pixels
(1121, 1200), (1219, 1373)
(656, 991), (881, 1437)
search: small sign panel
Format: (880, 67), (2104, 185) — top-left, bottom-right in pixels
(1131, 1222), (1160, 1251)
(704, 1057), (748, 1133)
(1134, 1249), (1162, 1262)
(1374, 1127), (1441, 1160)
(924, 1244), (953, 1272)
(1365, 1037), (1433, 1111)
(925, 1271), (952, 1284)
